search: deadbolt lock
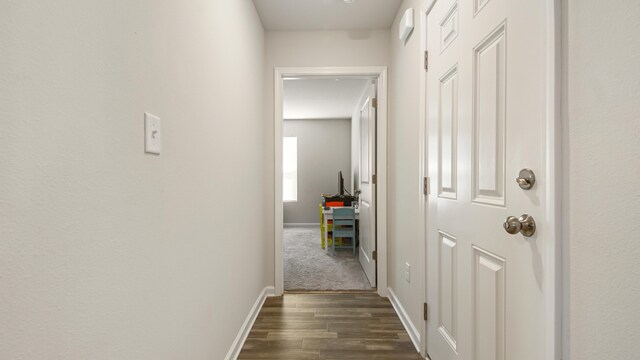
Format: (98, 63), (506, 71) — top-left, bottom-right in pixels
(503, 214), (536, 237)
(516, 169), (536, 190)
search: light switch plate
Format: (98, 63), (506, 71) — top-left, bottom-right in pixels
(405, 262), (411, 283)
(144, 113), (161, 155)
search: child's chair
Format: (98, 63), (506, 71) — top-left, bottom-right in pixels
(331, 207), (357, 256)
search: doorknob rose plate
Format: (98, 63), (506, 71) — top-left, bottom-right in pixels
(516, 168), (536, 190)
(518, 214), (536, 237)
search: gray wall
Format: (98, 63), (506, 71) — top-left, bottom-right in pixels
(386, 0), (425, 328)
(0, 1), (268, 359)
(564, 0), (640, 358)
(284, 119), (351, 224)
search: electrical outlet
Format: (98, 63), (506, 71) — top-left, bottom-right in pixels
(405, 262), (411, 283)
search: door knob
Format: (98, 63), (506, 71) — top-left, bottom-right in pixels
(503, 214), (536, 237)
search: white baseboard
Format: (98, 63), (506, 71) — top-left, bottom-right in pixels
(224, 286), (276, 360)
(388, 287), (421, 353)
(283, 223), (318, 227)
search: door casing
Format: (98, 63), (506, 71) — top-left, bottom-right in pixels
(417, 0), (563, 358)
(273, 66), (389, 297)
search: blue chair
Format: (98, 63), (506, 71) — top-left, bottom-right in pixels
(331, 207), (357, 256)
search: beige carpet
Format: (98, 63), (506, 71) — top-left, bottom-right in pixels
(283, 226), (373, 291)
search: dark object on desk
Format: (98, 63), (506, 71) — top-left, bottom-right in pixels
(322, 170), (355, 208)
(322, 194), (355, 208)
(338, 170), (345, 195)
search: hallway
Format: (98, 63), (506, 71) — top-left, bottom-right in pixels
(1, 1), (638, 359)
(238, 293), (422, 359)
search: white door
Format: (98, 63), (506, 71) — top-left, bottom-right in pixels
(359, 84), (377, 287)
(426, 0), (550, 359)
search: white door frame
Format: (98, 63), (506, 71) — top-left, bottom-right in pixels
(417, 0), (563, 358)
(274, 66), (389, 297)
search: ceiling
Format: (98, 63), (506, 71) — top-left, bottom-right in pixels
(283, 77), (370, 120)
(252, 0), (403, 31)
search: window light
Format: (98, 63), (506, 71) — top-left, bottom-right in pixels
(283, 137), (298, 202)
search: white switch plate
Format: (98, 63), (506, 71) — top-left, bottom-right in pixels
(405, 262), (411, 283)
(144, 113), (161, 155)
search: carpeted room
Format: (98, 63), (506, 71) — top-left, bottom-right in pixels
(282, 77), (375, 292)
(284, 226), (371, 290)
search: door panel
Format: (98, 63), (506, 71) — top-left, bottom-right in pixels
(473, 246), (506, 360)
(440, 2), (459, 51)
(359, 84), (377, 287)
(426, 0), (548, 359)
(438, 66), (458, 199)
(438, 231), (458, 352)
(472, 23), (506, 206)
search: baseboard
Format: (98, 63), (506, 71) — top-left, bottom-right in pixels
(388, 287), (421, 353)
(224, 286), (276, 360)
(283, 223), (318, 227)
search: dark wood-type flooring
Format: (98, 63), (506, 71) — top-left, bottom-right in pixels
(238, 292), (424, 360)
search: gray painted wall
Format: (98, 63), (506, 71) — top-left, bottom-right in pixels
(0, 1), (267, 358)
(283, 119), (351, 224)
(564, 0), (640, 358)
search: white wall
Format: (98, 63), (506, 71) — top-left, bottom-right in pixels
(0, 1), (268, 359)
(265, 30), (391, 284)
(283, 119), (352, 224)
(565, 0), (640, 358)
(387, 0), (425, 335)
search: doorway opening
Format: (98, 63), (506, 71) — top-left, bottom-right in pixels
(274, 67), (389, 296)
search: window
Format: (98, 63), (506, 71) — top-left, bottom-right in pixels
(283, 137), (297, 202)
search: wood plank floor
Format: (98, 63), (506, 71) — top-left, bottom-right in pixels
(238, 292), (424, 360)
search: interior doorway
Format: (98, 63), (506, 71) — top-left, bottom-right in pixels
(274, 67), (389, 296)
(282, 76), (371, 291)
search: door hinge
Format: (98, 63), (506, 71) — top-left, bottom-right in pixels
(372, 98), (378, 108)
(423, 177), (430, 195)
(424, 303), (429, 321)
(372, 250), (377, 261)
(372, 174), (377, 184)
(424, 50), (429, 71)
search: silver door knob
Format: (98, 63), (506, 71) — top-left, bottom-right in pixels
(503, 214), (536, 237)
